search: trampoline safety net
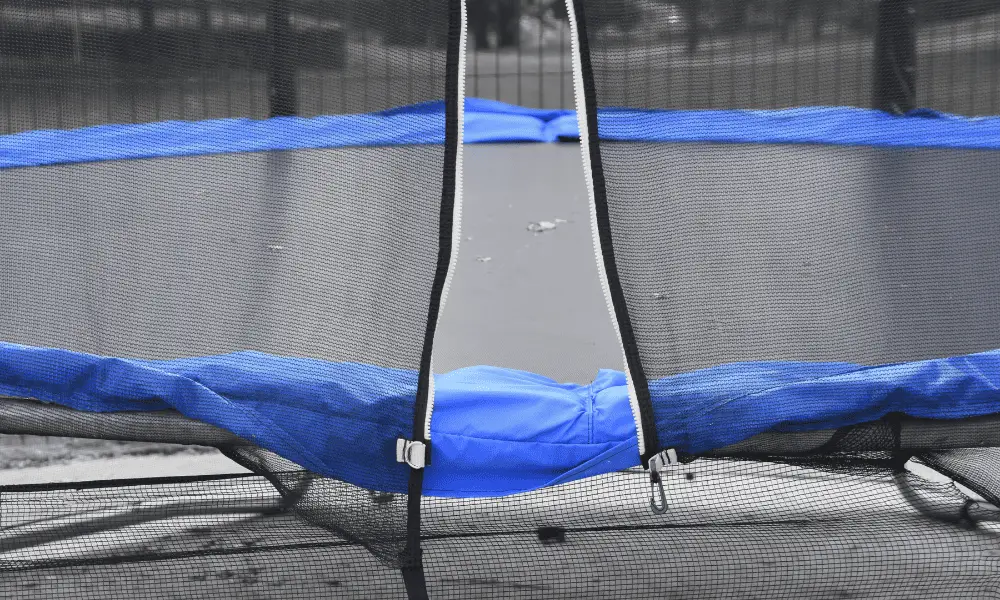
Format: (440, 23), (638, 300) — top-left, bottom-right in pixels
(1, 0), (461, 596)
(2, 0), (1000, 598)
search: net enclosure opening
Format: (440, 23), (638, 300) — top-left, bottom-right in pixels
(3, 0), (1000, 598)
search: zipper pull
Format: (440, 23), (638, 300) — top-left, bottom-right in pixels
(647, 448), (678, 515)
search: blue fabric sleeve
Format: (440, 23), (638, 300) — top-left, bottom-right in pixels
(7, 100), (1000, 170)
(590, 106), (1000, 150)
(650, 350), (1000, 455)
(0, 344), (417, 493)
(0, 98), (572, 169)
(4, 341), (1000, 497)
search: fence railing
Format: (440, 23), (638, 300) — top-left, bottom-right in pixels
(1, 0), (999, 134)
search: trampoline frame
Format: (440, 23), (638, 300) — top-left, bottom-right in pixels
(5, 396), (999, 458)
(3, 393), (999, 563)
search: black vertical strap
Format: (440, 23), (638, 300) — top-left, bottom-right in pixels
(139, 0), (154, 37)
(885, 412), (910, 473)
(401, 469), (429, 600)
(873, 0), (916, 114)
(268, 0), (297, 117)
(402, 0), (463, 597)
(570, 0), (661, 467)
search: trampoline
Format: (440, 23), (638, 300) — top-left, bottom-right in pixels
(3, 0), (1000, 597)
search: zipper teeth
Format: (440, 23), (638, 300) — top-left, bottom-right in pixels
(425, 0), (468, 442)
(565, 0), (646, 457)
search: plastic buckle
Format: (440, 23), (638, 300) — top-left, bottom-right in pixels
(648, 448), (678, 473)
(396, 439), (427, 469)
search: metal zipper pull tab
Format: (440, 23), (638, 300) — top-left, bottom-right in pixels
(647, 448), (678, 515)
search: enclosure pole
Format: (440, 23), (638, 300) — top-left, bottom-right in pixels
(139, 0), (154, 34)
(138, 0), (155, 63)
(267, 0), (297, 117)
(873, 0), (916, 114)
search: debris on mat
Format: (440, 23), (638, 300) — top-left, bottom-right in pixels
(527, 218), (567, 233)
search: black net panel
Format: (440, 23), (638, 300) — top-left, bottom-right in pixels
(420, 460), (1000, 599)
(0, 0), (460, 594)
(5, 453), (1000, 599)
(581, 142), (1000, 378)
(569, 0), (1000, 597)
(920, 448), (1000, 508)
(4, 1), (1000, 598)
(0, 148), (449, 365)
(6, 0), (997, 124)
(574, 0), (1000, 383)
(0, 473), (408, 597)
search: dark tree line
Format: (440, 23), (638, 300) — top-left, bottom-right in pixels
(466, 0), (1000, 54)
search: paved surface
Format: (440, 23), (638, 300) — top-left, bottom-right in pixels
(435, 143), (621, 382)
(0, 143), (619, 382)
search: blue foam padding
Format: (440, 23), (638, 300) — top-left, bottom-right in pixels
(8, 100), (1000, 170)
(0, 98), (570, 169)
(3, 341), (1000, 497)
(588, 106), (1000, 150)
(648, 353), (1000, 456)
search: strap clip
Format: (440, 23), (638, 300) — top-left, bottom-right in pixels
(647, 448), (678, 515)
(396, 439), (428, 469)
(648, 448), (678, 473)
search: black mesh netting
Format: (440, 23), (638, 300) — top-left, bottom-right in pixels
(575, 0), (1000, 380)
(0, 472), (410, 597)
(0, 0), (460, 595)
(4, 0), (1000, 597)
(573, 0), (1000, 414)
(5, 444), (1000, 598)
(580, 142), (1000, 377)
(564, 0), (1000, 597)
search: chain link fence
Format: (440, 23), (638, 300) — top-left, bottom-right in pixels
(1, 0), (999, 133)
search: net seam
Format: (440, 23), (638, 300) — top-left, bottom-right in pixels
(565, 0), (660, 462)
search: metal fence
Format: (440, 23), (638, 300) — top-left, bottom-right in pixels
(1, 0), (999, 134)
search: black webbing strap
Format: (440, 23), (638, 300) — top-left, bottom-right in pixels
(402, 0), (463, 596)
(569, 0), (663, 469)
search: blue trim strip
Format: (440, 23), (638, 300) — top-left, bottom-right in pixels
(0, 112), (450, 170)
(0, 98), (571, 169)
(7, 101), (1000, 170)
(593, 106), (1000, 151)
